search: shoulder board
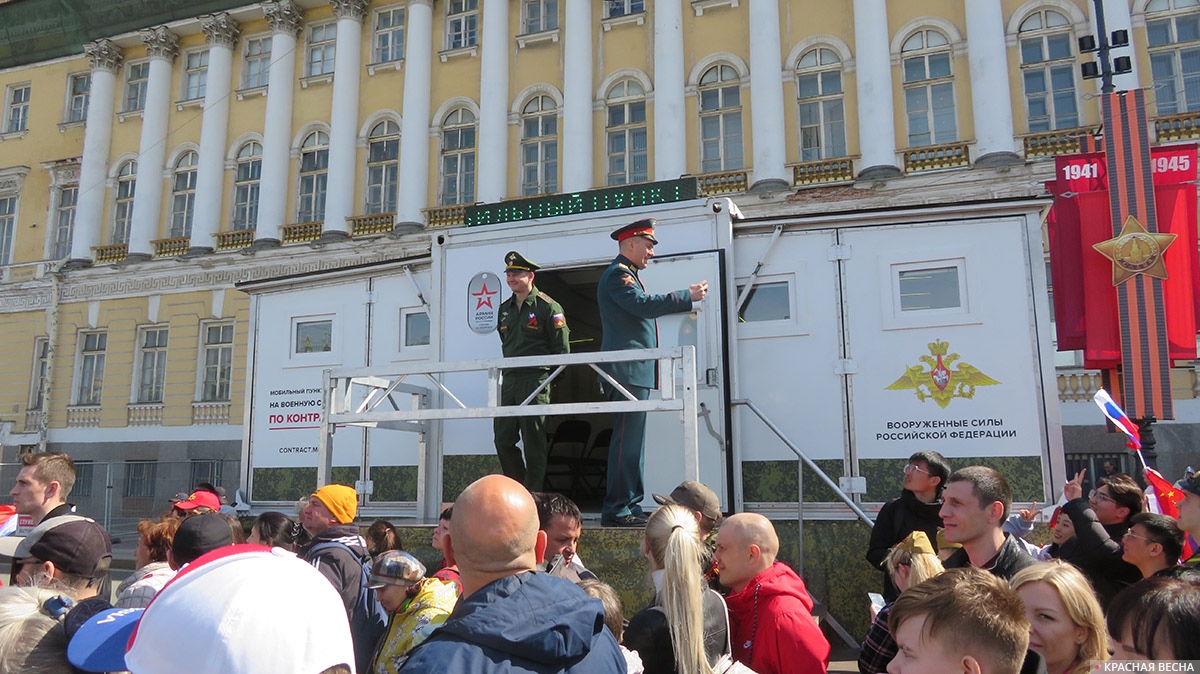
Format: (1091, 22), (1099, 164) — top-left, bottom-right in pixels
(616, 263), (631, 272)
(537, 291), (556, 304)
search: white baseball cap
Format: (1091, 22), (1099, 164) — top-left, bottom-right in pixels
(113, 544), (353, 674)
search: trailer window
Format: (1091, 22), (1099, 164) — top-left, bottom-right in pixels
(737, 281), (790, 322)
(898, 266), (960, 311)
(295, 320), (333, 353)
(402, 311), (430, 347)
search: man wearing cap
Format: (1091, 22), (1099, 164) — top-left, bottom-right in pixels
(654, 480), (723, 587)
(1176, 471), (1200, 568)
(171, 488), (222, 517)
(598, 218), (708, 527)
(297, 484), (369, 615)
(494, 250), (570, 492)
(169, 513), (234, 569)
(3, 515), (112, 600)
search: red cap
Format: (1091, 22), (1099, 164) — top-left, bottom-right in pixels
(174, 490), (221, 511)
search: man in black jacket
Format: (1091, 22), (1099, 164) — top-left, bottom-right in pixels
(297, 484), (369, 617)
(865, 450), (950, 601)
(940, 466), (1035, 580)
(1058, 469), (1143, 608)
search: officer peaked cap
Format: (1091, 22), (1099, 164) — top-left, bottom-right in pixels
(504, 251), (539, 272)
(611, 219), (658, 245)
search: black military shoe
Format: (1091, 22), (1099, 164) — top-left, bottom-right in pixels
(601, 513), (648, 527)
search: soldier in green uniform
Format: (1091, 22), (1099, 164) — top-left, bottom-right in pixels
(494, 251), (570, 491)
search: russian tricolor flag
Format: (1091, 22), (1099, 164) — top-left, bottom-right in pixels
(1093, 389), (1142, 451)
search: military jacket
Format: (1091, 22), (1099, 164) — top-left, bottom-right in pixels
(497, 287), (569, 374)
(596, 254), (693, 388)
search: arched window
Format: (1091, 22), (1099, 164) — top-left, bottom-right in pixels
(796, 48), (847, 160)
(1019, 9), (1079, 132)
(699, 64), (744, 172)
(366, 120), (400, 214)
(606, 79), (647, 185)
(233, 142), (262, 231)
(298, 130), (329, 223)
(112, 161), (137, 244)
(520, 96), (558, 196)
(440, 109), (476, 205)
(901, 29), (957, 146)
(1147, 0), (1200, 114)
(170, 151), (198, 238)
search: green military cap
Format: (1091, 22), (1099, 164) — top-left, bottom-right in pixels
(504, 251), (539, 272)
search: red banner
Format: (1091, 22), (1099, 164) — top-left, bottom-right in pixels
(1047, 144), (1200, 370)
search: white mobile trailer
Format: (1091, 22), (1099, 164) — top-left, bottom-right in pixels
(239, 194), (1064, 518)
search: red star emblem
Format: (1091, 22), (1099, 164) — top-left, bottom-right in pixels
(473, 282), (497, 310)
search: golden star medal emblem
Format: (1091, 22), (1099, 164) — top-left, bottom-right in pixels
(1092, 215), (1177, 285)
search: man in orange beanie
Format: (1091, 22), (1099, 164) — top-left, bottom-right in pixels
(298, 484), (379, 672)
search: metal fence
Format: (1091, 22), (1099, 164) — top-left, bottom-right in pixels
(0, 459), (241, 544)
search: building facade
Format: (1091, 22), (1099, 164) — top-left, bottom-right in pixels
(0, 0), (1198, 507)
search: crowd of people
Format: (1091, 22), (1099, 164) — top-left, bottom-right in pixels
(862, 451), (1200, 674)
(0, 449), (1198, 674)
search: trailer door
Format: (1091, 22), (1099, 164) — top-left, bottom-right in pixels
(638, 250), (731, 510)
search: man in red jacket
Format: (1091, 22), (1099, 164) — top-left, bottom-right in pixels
(714, 513), (830, 674)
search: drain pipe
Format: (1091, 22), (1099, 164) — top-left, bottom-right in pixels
(40, 260), (66, 453)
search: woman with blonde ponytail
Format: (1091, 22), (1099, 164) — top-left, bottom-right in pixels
(624, 505), (728, 674)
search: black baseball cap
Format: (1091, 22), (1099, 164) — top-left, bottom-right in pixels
(4, 515), (112, 579)
(172, 513), (233, 566)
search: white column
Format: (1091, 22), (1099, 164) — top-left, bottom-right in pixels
(127, 26), (179, 261)
(68, 39), (122, 268)
(653, 0), (686, 180)
(477, 0), (510, 203)
(964, 0), (1019, 165)
(852, 0), (900, 179)
(1096, 0), (1139, 92)
(562, 0), (593, 192)
(397, 0), (433, 227)
(191, 13), (240, 254)
(256, 0), (302, 246)
(324, 0), (368, 238)
(748, 0), (788, 190)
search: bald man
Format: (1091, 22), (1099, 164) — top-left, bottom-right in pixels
(714, 513), (830, 674)
(398, 476), (624, 674)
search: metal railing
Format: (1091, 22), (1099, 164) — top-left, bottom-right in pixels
(0, 459), (241, 544)
(321, 346), (700, 518)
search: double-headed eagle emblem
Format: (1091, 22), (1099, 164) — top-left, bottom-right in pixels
(886, 340), (999, 408)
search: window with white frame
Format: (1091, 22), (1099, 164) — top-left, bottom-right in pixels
(797, 48), (847, 161)
(233, 142), (261, 231)
(446, 0), (479, 50)
(29, 338), (48, 411)
(737, 281), (792, 323)
(520, 96), (557, 195)
(123, 460), (157, 498)
(243, 36), (272, 89)
(1147, 0), (1200, 115)
(298, 131), (329, 222)
(902, 29), (958, 147)
(374, 7), (405, 63)
(170, 151), (198, 238)
(53, 186), (77, 259)
(606, 79), (648, 185)
(112, 161), (136, 244)
(124, 61), (149, 112)
(440, 109), (476, 205)
(367, 121), (400, 213)
(66, 73), (90, 123)
(201, 323), (234, 402)
(183, 50), (209, 100)
(295, 319), (333, 353)
(606, 0), (644, 18)
(0, 196), (15, 265)
(5, 84), (30, 133)
(897, 265), (962, 311)
(76, 331), (106, 406)
(401, 310), (430, 348)
(308, 23), (337, 76)
(137, 327), (169, 404)
(699, 64), (744, 173)
(523, 0), (558, 34)
(1019, 10), (1079, 132)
